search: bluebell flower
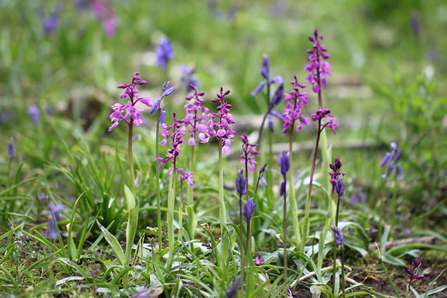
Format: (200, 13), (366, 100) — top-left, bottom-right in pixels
(180, 65), (201, 93)
(381, 142), (402, 179)
(48, 202), (65, 222)
(28, 106), (40, 127)
(278, 151), (290, 177)
(8, 137), (14, 162)
(226, 278), (240, 298)
(331, 225), (343, 246)
(335, 177), (345, 198)
(154, 37), (175, 69)
(243, 198), (256, 222)
(251, 54), (283, 97)
(258, 163), (268, 186)
(235, 169), (247, 196)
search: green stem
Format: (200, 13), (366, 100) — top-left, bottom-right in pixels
(378, 170), (390, 249)
(341, 245), (346, 298)
(218, 139), (227, 227)
(301, 122), (322, 252)
(187, 145), (195, 206)
(283, 174), (288, 285)
(288, 123), (301, 247)
(156, 108), (162, 251)
(319, 186), (334, 274)
(178, 180), (183, 241)
(239, 193), (245, 289)
(167, 169), (177, 269)
(332, 193), (341, 295)
(123, 120), (135, 288)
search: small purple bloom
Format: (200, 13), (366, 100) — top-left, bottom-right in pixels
(254, 253), (264, 266)
(226, 278), (240, 298)
(328, 158), (346, 188)
(8, 136), (14, 162)
(243, 198), (256, 222)
(42, 14), (58, 35)
(279, 151), (290, 177)
(178, 168), (194, 187)
(287, 287), (300, 297)
(259, 162), (268, 187)
(156, 112), (185, 171)
(331, 225), (344, 246)
(235, 169), (247, 196)
(411, 12), (420, 37)
(335, 177), (345, 198)
(180, 65), (201, 93)
(38, 193), (48, 202)
(230, 210), (236, 218)
(381, 142), (402, 179)
(154, 37), (175, 69)
(48, 202), (65, 222)
(404, 258), (424, 282)
(28, 106), (40, 127)
(91, 0), (118, 38)
(47, 217), (59, 239)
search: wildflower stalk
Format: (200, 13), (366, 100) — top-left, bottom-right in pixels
(283, 175), (288, 285)
(155, 108), (163, 251)
(238, 188), (245, 289)
(178, 180), (184, 241)
(218, 139), (227, 230)
(301, 118), (321, 251)
(187, 144), (195, 206)
(318, 186), (334, 273)
(167, 168), (177, 269)
(287, 108), (302, 248)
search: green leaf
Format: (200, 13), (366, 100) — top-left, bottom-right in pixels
(97, 220), (125, 265)
(186, 204), (197, 240)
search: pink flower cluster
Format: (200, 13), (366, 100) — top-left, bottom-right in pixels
(198, 87), (235, 154)
(109, 72), (152, 132)
(240, 133), (260, 173)
(184, 85), (210, 146)
(311, 107), (339, 135)
(156, 112), (185, 170)
(282, 75), (309, 135)
(303, 29), (332, 94)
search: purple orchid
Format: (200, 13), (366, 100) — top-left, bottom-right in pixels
(108, 72), (152, 132)
(303, 29), (332, 94)
(240, 133), (260, 173)
(254, 253), (264, 266)
(404, 258), (424, 281)
(282, 75), (309, 135)
(311, 107), (339, 135)
(198, 87), (235, 154)
(184, 85), (209, 146)
(328, 158), (346, 187)
(156, 112), (185, 171)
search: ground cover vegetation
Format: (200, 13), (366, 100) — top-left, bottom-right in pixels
(1, 0), (447, 297)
